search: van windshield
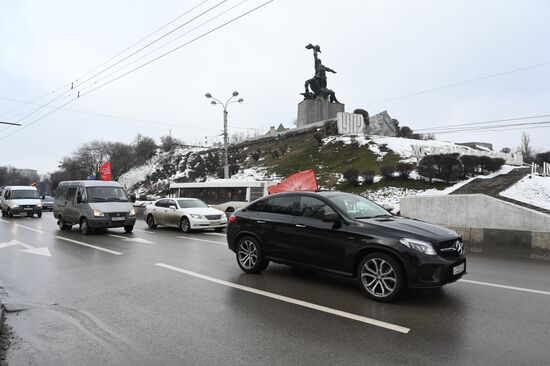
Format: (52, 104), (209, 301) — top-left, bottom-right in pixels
(11, 190), (39, 199)
(87, 187), (129, 203)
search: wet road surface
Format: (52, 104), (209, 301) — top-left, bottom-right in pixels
(1, 212), (549, 365)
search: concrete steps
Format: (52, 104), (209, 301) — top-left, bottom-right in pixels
(451, 167), (550, 215)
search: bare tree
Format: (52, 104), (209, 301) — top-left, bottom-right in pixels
(519, 132), (533, 162)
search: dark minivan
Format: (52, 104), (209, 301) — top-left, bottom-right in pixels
(227, 191), (466, 302)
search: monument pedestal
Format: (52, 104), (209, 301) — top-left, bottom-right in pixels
(297, 98), (344, 127)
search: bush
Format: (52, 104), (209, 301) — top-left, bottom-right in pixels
(438, 156), (463, 183)
(488, 157), (505, 172)
(396, 162), (413, 179)
(343, 168), (360, 186)
(398, 126), (414, 138)
(459, 155), (476, 177)
(418, 155), (438, 183)
(313, 132), (324, 144)
(361, 170), (375, 185)
(478, 156), (492, 174)
(536, 151), (550, 164)
(380, 165), (396, 180)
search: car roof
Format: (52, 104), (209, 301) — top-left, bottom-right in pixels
(58, 180), (123, 188)
(3, 186), (38, 190)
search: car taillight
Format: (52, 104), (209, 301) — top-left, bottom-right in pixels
(228, 215), (238, 224)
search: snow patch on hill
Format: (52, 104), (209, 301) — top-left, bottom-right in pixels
(500, 175), (550, 210)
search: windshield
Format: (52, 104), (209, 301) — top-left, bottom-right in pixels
(11, 190), (39, 199)
(327, 193), (391, 219)
(87, 187), (129, 203)
(43, 196), (53, 202)
(178, 199), (208, 208)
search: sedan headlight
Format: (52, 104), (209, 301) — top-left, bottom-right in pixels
(129, 208), (136, 216)
(36, 203), (42, 208)
(11, 203), (19, 208)
(93, 209), (105, 217)
(190, 213), (203, 219)
(399, 238), (436, 255)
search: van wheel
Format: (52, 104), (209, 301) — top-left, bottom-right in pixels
(236, 236), (269, 274)
(357, 253), (405, 303)
(80, 218), (91, 235)
(180, 217), (191, 233)
(58, 216), (72, 231)
(147, 214), (157, 229)
(7, 209), (13, 218)
(37, 212), (42, 218)
(124, 225), (134, 233)
(1, 210), (5, 217)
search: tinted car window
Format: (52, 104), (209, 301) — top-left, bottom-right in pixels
(264, 196), (297, 215)
(246, 199), (266, 212)
(297, 196), (335, 220)
(328, 193), (390, 219)
(156, 199), (168, 207)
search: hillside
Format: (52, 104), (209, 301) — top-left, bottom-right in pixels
(119, 122), (490, 203)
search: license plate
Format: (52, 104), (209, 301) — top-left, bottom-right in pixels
(209, 221), (220, 226)
(453, 263), (465, 276)
(24, 207), (33, 211)
(111, 217), (125, 221)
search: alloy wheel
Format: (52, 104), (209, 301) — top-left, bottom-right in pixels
(361, 258), (397, 298)
(238, 240), (258, 270)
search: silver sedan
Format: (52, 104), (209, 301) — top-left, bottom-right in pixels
(144, 198), (227, 233)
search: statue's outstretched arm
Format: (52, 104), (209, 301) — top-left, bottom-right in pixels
(325, 66), (337, 73)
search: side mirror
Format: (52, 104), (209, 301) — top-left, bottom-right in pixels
(322, 212), (340, 222)
(169, 205), (177, 210)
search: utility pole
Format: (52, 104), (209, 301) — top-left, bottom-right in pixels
(205, 91), (244, 179)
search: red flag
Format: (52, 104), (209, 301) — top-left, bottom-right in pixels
(100, 162), (113, 181)
(268, 169), (318, 194)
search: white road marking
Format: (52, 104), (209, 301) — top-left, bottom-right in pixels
(177, 236), (226, 246)
(155, 263), (410, 334)
(459, 279), (550, 296)
(133, 229), (156, 234)
(56, 236), (123, 255)
(0, 219), (44, 233)
(107, 234), (154, 244)
(0, 239), (51, 257)
(203, 232), (226, 237)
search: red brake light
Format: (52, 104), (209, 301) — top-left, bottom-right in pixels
(228, 215), (238, 223)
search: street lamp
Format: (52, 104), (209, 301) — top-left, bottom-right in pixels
(205, 91), (244, 179)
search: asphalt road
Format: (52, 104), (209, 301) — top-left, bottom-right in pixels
(1, 212), (549, 365)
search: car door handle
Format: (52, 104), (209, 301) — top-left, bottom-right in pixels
(257, 220), (266, 224)
(295, 224), (307, 228)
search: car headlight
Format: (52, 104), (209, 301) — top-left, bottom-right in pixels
(190, 214), (203, 219)
(399, 238), (436, 255)
(11, 203), (19, 208)
(93, 209), (105, 217)
(36, 203), (42, 208)
(129, 208), (136, 216)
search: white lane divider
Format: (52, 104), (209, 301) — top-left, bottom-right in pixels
(56, 236), (123, 255)
(177, 236), (226, 246)
(0, 219), (44, 233)
(459, 279), (550, 296)
(155, 263), (410, 334)
(203, 232), (226, 237)
(133, 229), (156, 234)
(0, 239), (51, 257)
(107, 234), (154, 244)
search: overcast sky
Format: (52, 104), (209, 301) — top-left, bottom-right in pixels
(1, 0), (549, 173)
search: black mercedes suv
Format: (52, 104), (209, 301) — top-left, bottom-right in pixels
(227, 191), (466, 302)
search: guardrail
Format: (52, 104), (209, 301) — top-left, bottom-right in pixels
(531, 162), (550, 176)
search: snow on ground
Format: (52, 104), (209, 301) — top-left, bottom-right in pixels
(362, 187), (430, 214)
(214, 167), (279, 182)
(500, 175), (550, 210)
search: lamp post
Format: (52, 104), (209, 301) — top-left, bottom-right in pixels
(205, 91), (244, 179)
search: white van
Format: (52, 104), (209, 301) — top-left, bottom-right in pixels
(1, 186), (42, 218)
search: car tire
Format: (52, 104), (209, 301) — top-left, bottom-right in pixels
(80, 218), (91, 235)
(58, 216), (72, 231)
(236, 236), (269, 274)
(124, 225), (134, 233)
(146, 214), (157, 229)
(7, 209), (13, 218)
(180, 217), (191, 233)
(357, 253), (405, 303)
(37, 212), (42, 218)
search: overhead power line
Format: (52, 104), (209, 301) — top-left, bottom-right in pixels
(432, 124), (550, 135)
(423, 120), (550, 134)
(366, 60), (550, 106)
(0, 0), (275, 142)
(414, 113), (550, 131)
